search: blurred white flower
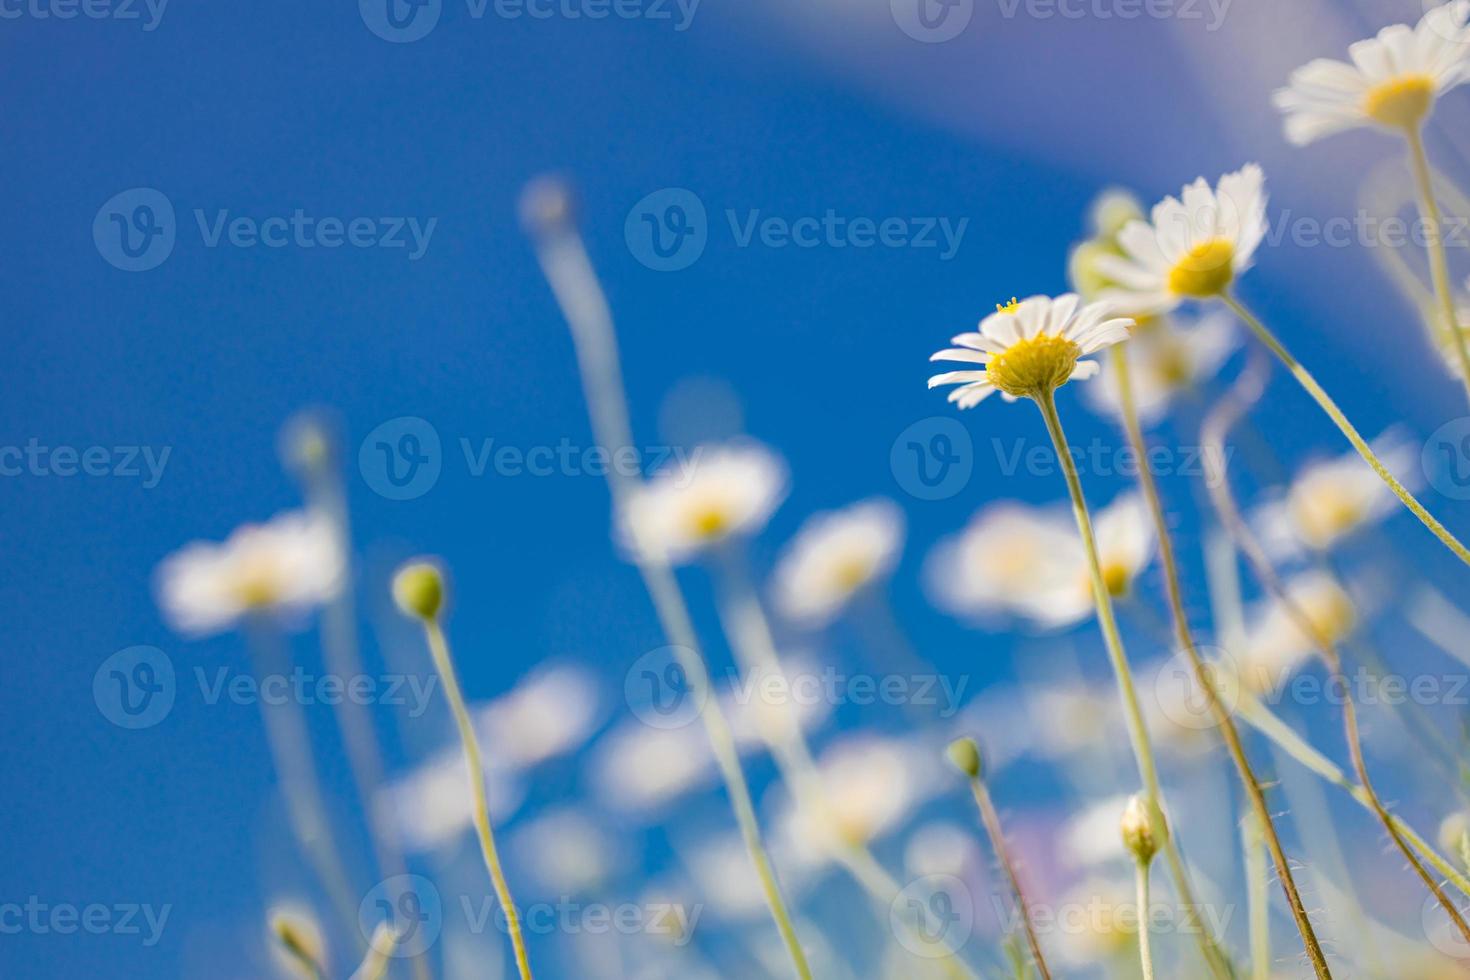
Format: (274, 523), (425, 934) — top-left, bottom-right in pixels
(1256, 431), (1418, 553)
(1097, 165), (1268, 315)
(721, 657), (833, 754)
(771, 498), (905, 626)
(511, 807), (619, 896)
(927, 494), (1152, 629)
(621, 441), (787, 565)
(1053, 878), (1137, 966)
(589, 722), (715, 816)
(1273, 2), (1470, 145)
(927, 294), (1132, 407)
(1061, 794), (1133, 869)
(381, 748), (524, 853)
(903, 821), (982, 878)
(1238, 572), (1356, 695)
(682, 833), (789, 922)
(1083, 311), (1239, 426)
(155, 510), (343, 636)
(476, 663), (601, 771)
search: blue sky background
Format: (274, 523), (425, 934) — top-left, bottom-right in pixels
(6, 0), (1470, 976)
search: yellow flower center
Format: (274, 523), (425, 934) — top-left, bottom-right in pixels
(996, 297), (1020, 314)
(1101, 561), (1131, 597)
(1290, 490), (1364, 547)
(1363, 74), (1435, 130)
(985, 333), (1082, 398)
(829, 555), (874, 593)
(1166, 237), (1236, 298)
(688, 505), (731, 539)
(233, 556), (283, 609)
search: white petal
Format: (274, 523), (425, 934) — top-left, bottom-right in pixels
(928, 370), (988, 388)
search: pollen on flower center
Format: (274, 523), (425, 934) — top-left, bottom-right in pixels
(1166, 238), (1236, 298)
(688, 504), (731, 539)
(1101, 562), (1130, 597)
(996, 297), (1020, 314)
(1363, 74), (1434, 129)
(985, 334), (1082, 397)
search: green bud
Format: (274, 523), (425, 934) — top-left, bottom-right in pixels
(392, 560), (445, 621)
(1121, 794), (1165, 865)
(946, 736), (983, 780)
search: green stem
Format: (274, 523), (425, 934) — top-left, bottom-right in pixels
(1222, 292), (1470, 567)
(1406, 126), (1470, 403)
(1033, 389), (1236, 980)
(967, 776), (1051, 980)
(422, 619), (534, 980)
(1241, 811), (1269, 980)
(1134, 860), (1155, 980)
(1111, 351), (1331, 977)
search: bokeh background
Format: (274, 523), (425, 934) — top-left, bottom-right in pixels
(6, 0), (1470, 975)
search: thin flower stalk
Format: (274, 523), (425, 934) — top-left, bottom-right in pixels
(1034, 388), (1242, 980)
(522, 180), (812, 980)
(1110, 349), (1331, 972)
(1134, 860), (1155, 980)
(1221, 293), (1470, 567)
(1241, 810), (1269, 980)
(1201, 352), (1470, 945)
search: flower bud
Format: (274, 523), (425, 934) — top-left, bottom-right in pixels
(946, 736), (983, 780)
(392, 560), (445, 621)
(1120, 794), (1164, 865)
(268, 906), (326, 980)
(519, 175), (577, 240)
(1090, 189), (1144, 241)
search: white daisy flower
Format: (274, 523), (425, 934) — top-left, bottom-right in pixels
(589, 722), (715, 816)
(1257, 430), (1419, 553)
(721, 657), (833, 753)
(1061, 793), (1134, 869)
(927, 294), (1134, 407)
(475, 663), (602, 771)
(511, 807), (619, 896)
(1096, 165), (1269, 315)
(1238, 571), (1356, 695)
(155, 510), (343, 636)
(1093, 492), (1157, 600)
(621, 441), (787, 565)
(380, 747), (524, 853)
(771, 498), (905, 626)
(1273, 2), (1470, 146)
(1083, 311), (1240, 426)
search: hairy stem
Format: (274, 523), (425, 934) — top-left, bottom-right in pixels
(967, 774), (1051, 980)
(1406, 126), (1470, 404)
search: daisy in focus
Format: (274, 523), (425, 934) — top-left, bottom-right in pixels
(771, 498), (905, 626)
(927, 294), (1133, 407)
(1257, 430), (1419, 554)
(1272, 2), (1470, 145)
(155, 509), (343, 636)
(1096, 165), (1269, 314)
(621, 441), (787, 565)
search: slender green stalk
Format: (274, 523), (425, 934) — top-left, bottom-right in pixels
(965, 773), (1051, 980)
(1111, 351), (1330, 975)
(1200, 351), (1470, 947)
(1033, 389), (1238, 980)
(1221, 293), (1470, 567)
(421, 619), (533, 979)
(1240, 811), (1269, 980)
(1406, 126), (1470, 403)
(1134, 860), (1155, 980)
(350, 921), (399, 980)
(524, 188), (812, 979)
(246, 621), (361, 944)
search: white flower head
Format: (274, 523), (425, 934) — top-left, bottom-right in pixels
(156, 510), (343, 636)
(1084, 311), (1240, 425)
(511, 807), (619, 896)
(476, 663), (601, 771)
(589, 722), (715, 816)
(927, 494), (1152, 629)
(622, 441), (787, 565)
(772, 498), (905, 626)
(927, 294), (1134, 407)
(381, 748), (524, 853)
(1097, 165), (1269, 315)
(1238, 571), (1356, 694)
(1273, 2), (1470, 146)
